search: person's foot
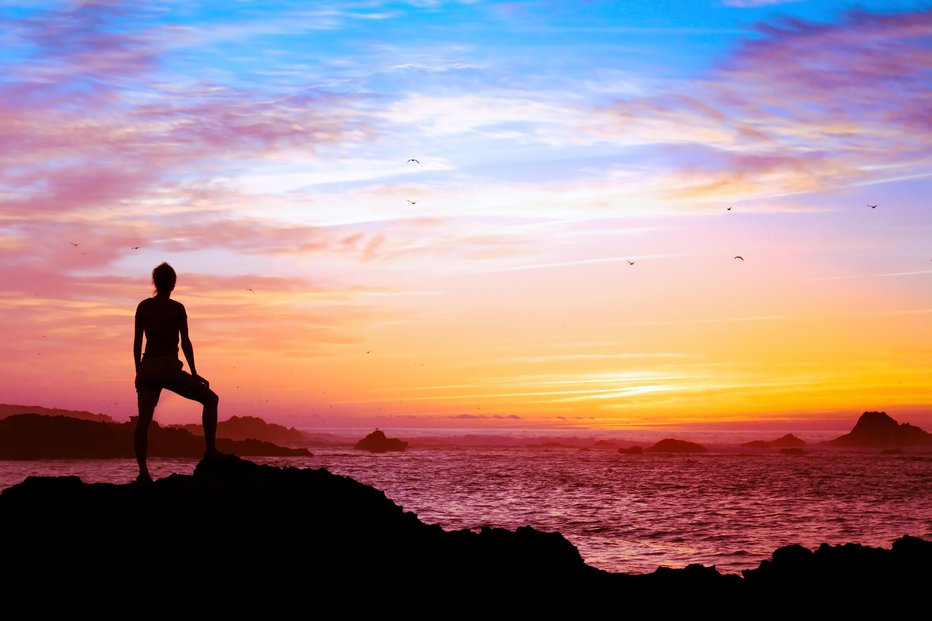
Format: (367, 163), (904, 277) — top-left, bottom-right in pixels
(135, 473), (153, 485)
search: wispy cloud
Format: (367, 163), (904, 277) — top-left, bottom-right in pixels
(583, 9), (932, 203)
(722, 0), (801, 7)
(626, 315), (791, 327)
(507, 352), (703, 363)
(478, 253), (686, 273)
(809, 270), (932, 281)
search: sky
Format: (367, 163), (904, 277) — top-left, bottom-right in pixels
(0, 0), (930, 430)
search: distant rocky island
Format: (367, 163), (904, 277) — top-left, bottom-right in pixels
(0, 403), (113, 423)
(175, 414), (307, 447)
(354, 429), (408, 453)
(0, 456), (928, 602)
(617, 439), (708, 455)
(644, 438), (708, 453)
(741, 434), (806, 449)
(0, 414), (310, 459)
(828, 411), (932, 448)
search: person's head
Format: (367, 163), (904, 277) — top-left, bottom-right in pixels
(152, 262), (177, 295)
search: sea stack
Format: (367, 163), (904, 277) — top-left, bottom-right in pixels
(354, 428), (408, 453)
(829, 411), (932, 448)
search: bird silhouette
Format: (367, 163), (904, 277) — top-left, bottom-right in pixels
(69, 241), (79, 247)
(734, 256), (744, 261)
(131, 246), (140, 250)
(726, 206), (733, 211)
(246, 288), (254, 292)
(868, 204), (878, 209)
(406, 199), (417, 204)
(627, 260), (636, 265)
(407, 158), (419, 164)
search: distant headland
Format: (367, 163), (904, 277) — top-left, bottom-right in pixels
(0, 414), (309, 459)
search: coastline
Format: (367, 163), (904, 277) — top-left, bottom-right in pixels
(1, 456), (928, 601)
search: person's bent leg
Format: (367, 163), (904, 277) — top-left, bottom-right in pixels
(167, 371), (222, 457)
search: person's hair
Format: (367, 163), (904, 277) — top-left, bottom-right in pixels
(152, 262), (177, 294)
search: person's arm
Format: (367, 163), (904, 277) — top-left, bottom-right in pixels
(180, 315), (207, 385)
(133, 307), (144, 373)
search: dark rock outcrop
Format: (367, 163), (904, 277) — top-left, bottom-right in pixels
(829, 411), (932, 448)
(618, 445), (644, 455)
(0, 457), (928, 604)
(0, 456), (588, 590)
(354, 428), (408, 453)
(644, 438), (708, 454)
(0, 414), (310, 459)
(741, 536), (932, 598)
(741, 434), (806, 449)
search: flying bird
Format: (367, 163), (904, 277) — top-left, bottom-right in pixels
(726, 206), (733, 211)
(734, 256), (744, 261)
(69, 241), (79, 247)
(868, 204), (877, 209)
(627, 260), (636, 266)
(407, 158), (419, 164)
(406, 199), (417, 204)
(246, 288), (254, 292)
(131, 246), (140, 250)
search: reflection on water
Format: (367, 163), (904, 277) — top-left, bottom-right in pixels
(2, 450), (930, 574)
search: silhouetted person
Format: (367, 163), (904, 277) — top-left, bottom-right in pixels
(134, 262), (221, 483)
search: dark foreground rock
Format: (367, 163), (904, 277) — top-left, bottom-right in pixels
(0, 457), (928, 607)
(0, 413), (310, 458)
(354, 428), (408, 452)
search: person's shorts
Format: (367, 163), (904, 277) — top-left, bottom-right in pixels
(135, 355), (213, 405)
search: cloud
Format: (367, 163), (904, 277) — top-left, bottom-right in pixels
(449, 413), (522, 420)
(585, 8), (932, 202)
(626, 315), (790, 327)
(381, 92), (587, 146)
(722, 0), (801, 7)
(479, 254), (685, 273)
(0, 3), (376, 220)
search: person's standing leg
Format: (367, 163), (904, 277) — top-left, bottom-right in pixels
(202, 389), (220, 456)
(134, 392), (158, 481)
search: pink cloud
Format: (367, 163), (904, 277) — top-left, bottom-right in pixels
(0, 3), (375, 220)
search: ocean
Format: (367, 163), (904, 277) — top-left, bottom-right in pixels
(2, 446), (930, 575)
